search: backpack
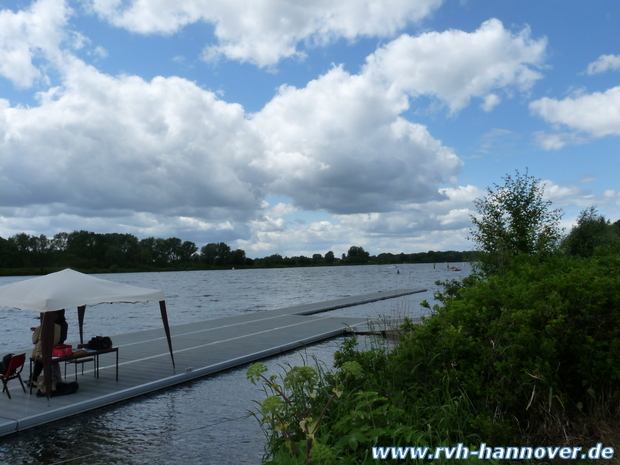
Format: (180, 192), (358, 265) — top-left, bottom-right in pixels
(0, 353), (14, 375)
(87, 336), (113, 350)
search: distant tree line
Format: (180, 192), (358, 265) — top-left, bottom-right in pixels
(250, 247), (476, 268)
(0, 230), (477, 275)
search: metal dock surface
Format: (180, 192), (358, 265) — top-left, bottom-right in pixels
(0, 289), (424, 437)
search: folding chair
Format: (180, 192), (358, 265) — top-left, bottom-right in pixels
(1, 353), (27, 399)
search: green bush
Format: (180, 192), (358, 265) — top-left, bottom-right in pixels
(247, 357), (433, 464)
(392, 247), (620, 443)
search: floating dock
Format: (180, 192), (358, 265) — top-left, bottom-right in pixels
(0, 288), (424, 437)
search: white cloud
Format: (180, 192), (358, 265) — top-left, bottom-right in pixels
(481, 93), (501, 112)
(92, 45), (108, 59)
(335, 185), (482, 237)
(539, 181), (620, 225)
(0, 59), (267, 222)
(533, 131), (587, 150)
(87, 0), (444, 67)
(239, 218), (345, 256)
(530, 86), (620, 138)
(586, 54), (620, 75)
(0, 0), (70, 88)
(213, 183), (485, 257)
(363, 19), (546, 113)
(178, 217), (233, 231)
(578, 175), (597, 184)
(249, 216), (287, 233)
(269, 203), (299, 218)
(439, 184), (485, 206)
(251, 64), (463, 214)
(541, 180), (588, 202)
(0, 51), (466, 247)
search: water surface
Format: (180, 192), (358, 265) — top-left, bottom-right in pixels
(0, 264), (470, 464)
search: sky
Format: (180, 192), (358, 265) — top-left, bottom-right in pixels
(0, 0), (619, 259)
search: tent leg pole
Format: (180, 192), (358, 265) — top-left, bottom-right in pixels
(159, 301), (175, 370)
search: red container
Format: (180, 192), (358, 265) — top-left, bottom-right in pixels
(52, 344), (73, 357)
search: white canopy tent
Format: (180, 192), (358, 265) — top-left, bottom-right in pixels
(0, 269), (175, 399)
(0, 268), (165, 312)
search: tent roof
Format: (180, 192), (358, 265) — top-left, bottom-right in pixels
(0, 268), (165, 312)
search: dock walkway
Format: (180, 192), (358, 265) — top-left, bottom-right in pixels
(0, 288), (424, 437)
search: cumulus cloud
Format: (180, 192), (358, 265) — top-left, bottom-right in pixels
(238, 218), (347, 256)
(269, 203), (300, 218)
(86, 0), (444, 67)
(363, 19), (546, 113)
(530, 86), (620, 138)
(0, 59), (267, 221)
(481, 93), (501, 112)
(334, 185), (482, 238)
(251, 65), (462, 214)
(241, 209), (475, 257)
(291, 184), (483, 254)
(0, 0), (70, 88)
(586, 54), (620, 75)
(247, 21), (548, 213)
(1, 52), (465, 243)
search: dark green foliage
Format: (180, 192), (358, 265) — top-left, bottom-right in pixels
(395, 249), (620, 443)
(322, 248), (620, 458)
(563, 206), (619, 257)
(0, 231), (248, 272)
(344, 246), (370, 264)
(200, 242), (232, 266)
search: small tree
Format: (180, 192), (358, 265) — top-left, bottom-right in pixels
(469, 169), (563, 274)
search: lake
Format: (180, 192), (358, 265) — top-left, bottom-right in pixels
(0, 263), (470, 464)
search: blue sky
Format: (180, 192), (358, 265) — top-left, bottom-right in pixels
(0, 0), (619, 258)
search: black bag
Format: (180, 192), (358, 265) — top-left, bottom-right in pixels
(37, 381), (79, 397)
(87, 336), (113, 350)
(0, 353), (13, 374)
(54, 381), (79, 396)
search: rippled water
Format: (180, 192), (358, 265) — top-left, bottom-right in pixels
(0, 263), (470, 464)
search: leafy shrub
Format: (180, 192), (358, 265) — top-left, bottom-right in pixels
(248, 357), (437, 464)
(394, 248), (620, 443)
